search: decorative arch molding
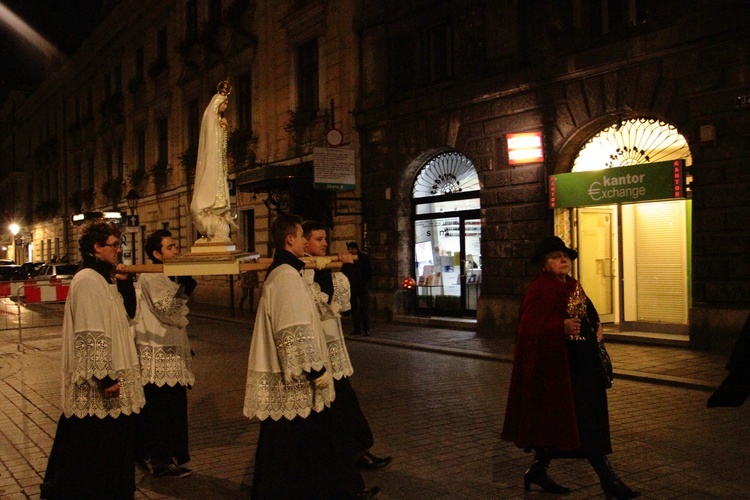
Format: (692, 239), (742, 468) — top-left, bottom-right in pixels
(549, 63), (687, 174)
(397, 147), (454, 203)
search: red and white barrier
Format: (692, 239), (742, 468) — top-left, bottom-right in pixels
(0, 280), (70, 302)
(0, 280), (35, 299)
(23, 279), (70, 303)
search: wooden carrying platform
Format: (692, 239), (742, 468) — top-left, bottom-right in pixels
(124, 253), (355, 276)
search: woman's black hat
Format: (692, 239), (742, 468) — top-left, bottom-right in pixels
(531, 236), (578, 265)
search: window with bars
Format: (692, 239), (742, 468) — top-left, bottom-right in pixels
(187, 99), (200, 150)
(238, 73), (252, 132)
(105, 145), (114, 179)
(157, 119), (169, 163)
(136, 129), (146, 172)
(135, 47), (144, 82)
(297, 39), (319, 118)
(209, 0), (223, 27)
(186, 0), (198, 41)
(391, 21), (453, 94)
(116, 141), (124, 180)
(156, 28), (168, 65)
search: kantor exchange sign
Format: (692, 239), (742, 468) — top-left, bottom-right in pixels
(549, 160), (686, 208)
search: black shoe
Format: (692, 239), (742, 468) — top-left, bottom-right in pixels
(350, 331), (363, 336)
(352, 486), (380, 498)
(524, 461), (570, 494)
(602, 480), (640, 500)
(153, 463), (192, 478)
(589, 456), (639, 500)
(363, 331), (370, 337)
(357, 452), (392, 470)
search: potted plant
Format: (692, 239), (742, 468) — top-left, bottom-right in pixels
(179, 146), (197, 186)
(128, 165), (149, 192)
(226, 128), (257, 169)
(101, 177), (124, 207)
(150, 159), (169, 191)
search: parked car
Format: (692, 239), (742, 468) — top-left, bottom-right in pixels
(33, 263), (79, 281)
(11, 262), (45, 281)
(0, 265), (20, 281)
(0, 259), (15, 265)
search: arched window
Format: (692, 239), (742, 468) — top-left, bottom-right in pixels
(573, 117), (691, 171)
(412, 151), (480, 198)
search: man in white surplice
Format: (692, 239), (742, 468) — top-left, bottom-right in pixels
(244, 214), (365, 499)
(41, 221), (145, 499)
(133, 229), (197, 478)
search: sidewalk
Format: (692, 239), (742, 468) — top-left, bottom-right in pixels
(188, 303), (729, 393)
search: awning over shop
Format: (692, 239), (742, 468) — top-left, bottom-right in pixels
(235, 162), (313, 192)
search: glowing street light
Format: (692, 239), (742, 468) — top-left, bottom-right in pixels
(9, 223), (20, 236)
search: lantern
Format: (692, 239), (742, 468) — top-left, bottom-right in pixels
(402, 277), (416, 290)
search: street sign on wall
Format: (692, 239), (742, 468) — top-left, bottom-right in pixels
(313, 147), (355, 191)
(549, 159), (686, 208)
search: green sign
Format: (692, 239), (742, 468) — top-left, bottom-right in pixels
(549, 160), (686, 208)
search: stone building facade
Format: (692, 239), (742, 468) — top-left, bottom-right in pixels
(0, 0), (363, 307)
(354, 0), (750, 350)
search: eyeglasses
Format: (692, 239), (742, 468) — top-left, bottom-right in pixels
(102, 242), (123, 249)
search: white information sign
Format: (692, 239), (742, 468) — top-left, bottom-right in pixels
(313, 147), (355, 191)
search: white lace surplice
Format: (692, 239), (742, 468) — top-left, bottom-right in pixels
(244, 265), (335, 421)
(302, 269), (354, 380)
(61, 269), (145, 418)
(134, 273), (195, 387)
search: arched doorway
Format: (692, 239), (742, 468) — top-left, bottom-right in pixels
(558, 118), (692, 335)
(412, 151), (481, 317)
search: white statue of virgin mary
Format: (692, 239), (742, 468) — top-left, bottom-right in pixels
(190, 80), (235, 244)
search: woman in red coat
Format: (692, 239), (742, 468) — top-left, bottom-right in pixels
(501, 237), (639, 499)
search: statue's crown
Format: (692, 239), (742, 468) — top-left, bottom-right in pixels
(217, 79), (232, 96)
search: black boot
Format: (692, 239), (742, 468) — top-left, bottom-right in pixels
(588, 455), (640, 500)
(356, 452), (392, 470)
(524, 450), (570, 494)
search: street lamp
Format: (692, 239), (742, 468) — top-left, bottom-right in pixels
(125, 189), (140, 265)
(9, 223), (20, 264)
(126, 189), (140, 213)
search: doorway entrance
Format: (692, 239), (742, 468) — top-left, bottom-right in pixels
(577, 207), (616, 323)
(567, 117), (693, 335)
(411, 151), (481, 317)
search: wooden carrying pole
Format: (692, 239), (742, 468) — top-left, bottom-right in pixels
(123, 255), (356, 274)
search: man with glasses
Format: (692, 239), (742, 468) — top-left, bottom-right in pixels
(41, 221), (145, 499)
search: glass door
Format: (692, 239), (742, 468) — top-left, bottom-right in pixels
(414, 211), (480, 316)
(463, 218), (481, 312)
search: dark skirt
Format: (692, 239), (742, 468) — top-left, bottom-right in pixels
(41, 413), (136, 500)
(135, 383), (190, 467)
(555, 337), (612, 458)
(251, 407), (364, 499)
(329, 377), (375, 461)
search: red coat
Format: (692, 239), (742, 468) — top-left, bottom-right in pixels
(501, 271), (581, 451)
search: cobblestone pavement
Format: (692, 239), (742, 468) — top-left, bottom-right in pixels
(2, 309), (749, 499)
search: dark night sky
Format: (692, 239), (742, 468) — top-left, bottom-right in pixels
(0, 0), (104, 100)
